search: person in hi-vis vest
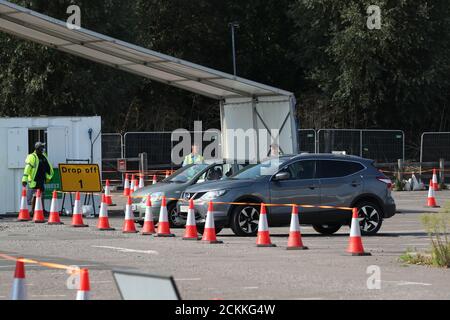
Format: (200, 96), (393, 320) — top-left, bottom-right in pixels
(182, 144), (204, 167)
(22, 142), (54, 214)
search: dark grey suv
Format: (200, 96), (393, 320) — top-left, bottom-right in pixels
(178, 154), (396, 236)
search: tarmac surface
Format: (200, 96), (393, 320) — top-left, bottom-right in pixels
(0, 191), (449, 300)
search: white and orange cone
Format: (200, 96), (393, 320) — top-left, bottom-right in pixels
(123, 174), (130, 196)
(122, 196), (138, 233)
(97, 194), (115, 231)
(152, 174), (157, 185)
(426, 179), (440, 208)
(104, 179), (113, 206)
(347, 208), (371, 256)
(76, 269), (90, 300)
(432, 169), (439, 191)
(48, 190), (63, 225)
(18, 187), (30, 222)
(130, 175), (136, 194)
(287, 205), (308, 250)
(183, 199), (200, 240)
(201, 202), (223, 244)
(256, 203), (276, 247)
(138, 174), (145, 189)
(32, 189), (45, 223)
(71, 192), (88, 228)
(154, 196), (175, 237)
(142, 195), (156, 235)
(10, 258), (27, 300)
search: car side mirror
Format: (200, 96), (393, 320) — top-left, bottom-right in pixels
(273, 172), (290, 181)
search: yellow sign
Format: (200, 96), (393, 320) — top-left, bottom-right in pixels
(59, 164), (102, 192)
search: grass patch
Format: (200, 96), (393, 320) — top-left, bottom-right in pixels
(400, 203), (450, 268)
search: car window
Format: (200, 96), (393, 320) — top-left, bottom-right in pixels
(279, 160), (316, 180)
(317, 160), (364, 179)
(169, 164), (209, 183)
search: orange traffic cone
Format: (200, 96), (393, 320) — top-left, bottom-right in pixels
(97, 194), (115, 231)
(142, 195), (156, 235)
(18, 187), (30, 222)
(48, 190), (63, 225)
(256, 203), (276, 247)
(130, 175), (136, 194)
(347, 208), (371, 256)
(287, 205), (308, 250)
(154, 196), (175, 237)
(104, 179), (113, 206)
(123, 174), (130, 196)
(152, 174), (157, 185)
(71, 192), (88, 228)
(201, 202), (223, 244)
(138, 174), (145, 189)
(11, 258), (27, 300)
(426, 179), (440, 208)
(32, 189), (46, 223)
(183, 199), (200, 240)
(76, 269), (90, 300)
(432, 169), (439, 191)
(122, 196), (138, 233)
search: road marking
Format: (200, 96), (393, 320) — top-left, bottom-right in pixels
(174, 278), (201, 281)
(92, 245), (159, 255)
(31, 294), (67, 298)
(380, 280), (432, 286)
(90, 280), (113, 284)
(243, 287), (259, 290)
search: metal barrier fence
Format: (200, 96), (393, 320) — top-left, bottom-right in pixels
(101, 133), (123, 183)
(315, 129), (405, 162)
(298, 129), (316, 153)
(420, 132), (450, 163)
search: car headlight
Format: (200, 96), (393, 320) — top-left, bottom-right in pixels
(199, 190), (227, 201)
(150, 192), (164, 202)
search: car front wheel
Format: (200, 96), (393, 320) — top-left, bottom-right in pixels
(230, 205), (260, 236)
(168, 203), (185, 228)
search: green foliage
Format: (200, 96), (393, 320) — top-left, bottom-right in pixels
(393, 178), (405, 191)
(421, 204), (450, 267)
(0, 0), (449, 146)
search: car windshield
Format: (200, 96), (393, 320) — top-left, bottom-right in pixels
(168, 164), (209, 183)
(231, 158), (287, 180)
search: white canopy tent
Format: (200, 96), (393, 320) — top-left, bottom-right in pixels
(0, 0), (298, 160)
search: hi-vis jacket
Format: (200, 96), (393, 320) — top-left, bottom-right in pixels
(22, 152), (54, 188)
(182, 154), (204, 166)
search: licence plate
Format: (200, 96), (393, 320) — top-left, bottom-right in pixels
(180, 205), (189, 213)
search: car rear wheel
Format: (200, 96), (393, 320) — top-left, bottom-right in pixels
(312, 224), (342, 235)
(230, 205), (260, 236)
(168, 202), (185, 228)
(356, 201), (383, 236)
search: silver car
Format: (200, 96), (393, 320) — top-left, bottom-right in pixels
(131, 162), (247, 227)
(177, 154), (396, 236)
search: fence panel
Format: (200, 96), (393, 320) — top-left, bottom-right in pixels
(421, 132), (450, 162)
(362, 130), (404, 162)
(317, 129), (404, 162)
(298, 129), (316, 153)
(318, 129), (361, 156)
(101, 133), (123, 184)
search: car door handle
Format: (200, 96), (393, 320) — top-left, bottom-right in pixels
(351, 182), (361, 187)
(308, 186), (317, 190)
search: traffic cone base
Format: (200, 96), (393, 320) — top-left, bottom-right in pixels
(122, 221), (138, 234)
(97, 216), (115, 231)
(202, 240), (223, 244)
(201, 228), (223, 244)
(48, 221), (64, 225)
(72, 223), (89, 228)
(286, 231), (308, 250)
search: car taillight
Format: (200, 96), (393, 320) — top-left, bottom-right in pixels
(377, 177), (392, 189)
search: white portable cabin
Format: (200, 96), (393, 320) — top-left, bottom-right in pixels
(0, 116), (102, 215)
(0, 0), (299, 163)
